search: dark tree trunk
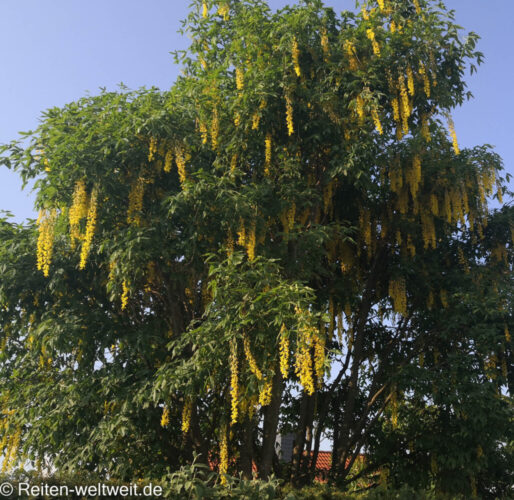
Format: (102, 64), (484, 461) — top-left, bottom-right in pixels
(260, 369), (283, 479)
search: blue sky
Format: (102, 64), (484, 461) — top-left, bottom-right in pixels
(0, 0), (512, 221)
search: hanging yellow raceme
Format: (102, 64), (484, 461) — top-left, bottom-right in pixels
(371, 108), (383, 134)
(398, 73), (410, 135)
(148, 137), (158, 162)
(127, 177), (145, 226)
(230, 154), (237, 174)
(279, 324), (289, 379)
(219, 425), (228, 485)
(344, 40), (359, 71)
(243, 334), (263, 380)
(366, 28), (380, 57)
(121, 280), (129, 310)
(175, 146), (187, 185)
(199, 122), (208, 145)
(229, 340), (239, 424)
(285, 93), (294, 136)
(69, 180), (88, 247)
(259, 379), (273, 406)
(202, 1), (208, 18)
(292, 37), (301, 77)
(79, 187), (98, 270)
(160, 406), (170, 427)
(182, 399), (193, 434)
(246, 220), (256, 261)
(264, 133), (272, 175)
(235, 67), (244, 91)
(413, 0), (422, 14)
(164, 149), (174, 172)
(37, 209), (57, 277)
(211, 106), (219, 150)
(218, 3), (229, 20)
(407, 66), (415, 96)
(389, 277), (407, 316)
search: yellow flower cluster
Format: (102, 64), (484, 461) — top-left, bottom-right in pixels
(235, 67), (244, 91)
(163, 148), (173, 172)
(233, 112), (241, 127)
(218, 3), (229, 21)
(292, 37), (301, 77)
(344, 41), (359, 71)
(182, 399), (193, 434)
(406, 154), (422, 199)
(229, 340), (239, 424)
(160, 406), (170, 427)
(121, 280), (129, 310)
(127, 178), (145, 226)
(202, 2), (208, 18)
(199, 122), (208, 145)
(246, 221), (256, 261)
(371, 108), (383, 134)
(377, 0), (385, 11)
(366, 28), (380, 57)
(211, 107), (219, 150)
(279, 324), (289, 379)
(264, 134), (272, 175)
(505, 325), (511, 343)
(243, 334), (262, 380)
(148, 137), (158, 162)
(285, 93), (294, 136)
(406, 66), (415, 96)
(79, 187), (98, 270)
(259, 379), (273, 407)
(219, 426), (228, 485)
(37, 209), (56, 277)
(398, 73), (410, 135)
(391, 98), (400, 124)
(252, 112), (260, 130)
(175, 146), (187, 185)
(413, 0), (421, 14)
(356, 95), (365, 122)
(389, 277), (407, 316)
(295, 317), (316, 395)
(69, 180), (88, 247)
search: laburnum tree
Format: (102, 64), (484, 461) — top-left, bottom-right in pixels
(0, 0), (512, 496)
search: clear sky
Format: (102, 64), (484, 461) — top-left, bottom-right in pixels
(0, 0), (512, 221)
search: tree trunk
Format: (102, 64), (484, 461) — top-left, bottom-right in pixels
(260, 369), (283, 479)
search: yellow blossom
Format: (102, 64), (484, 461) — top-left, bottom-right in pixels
(36, 209), (57, 277)
(285, 93), (294, 135)
(79, 187), (98, 270)
(160, 406), (170, 427)
(292, 37), (301, 77)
